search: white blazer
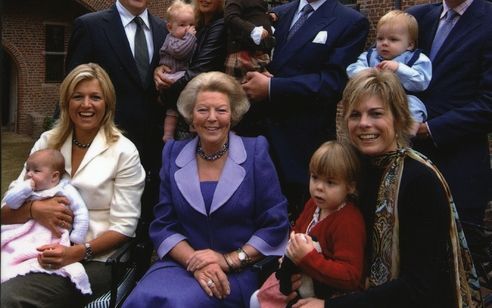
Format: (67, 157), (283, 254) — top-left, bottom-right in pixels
(2, 128), (146, 261)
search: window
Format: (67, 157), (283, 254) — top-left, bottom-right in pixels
(45, 24), (65, 83)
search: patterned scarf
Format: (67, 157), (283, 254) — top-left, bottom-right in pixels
(366, 148), (483, 308)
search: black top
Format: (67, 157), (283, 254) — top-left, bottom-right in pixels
(326, 156), (453, 308)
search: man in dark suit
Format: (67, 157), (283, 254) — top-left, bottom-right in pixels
(407, 0), (492, 224)
(66, 0), (167, 208)
(240, 0), (368, 217)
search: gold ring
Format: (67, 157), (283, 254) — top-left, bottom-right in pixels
(207, 279), (214, 287)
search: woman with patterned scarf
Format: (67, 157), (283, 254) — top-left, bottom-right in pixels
(291, 69), (483, 308)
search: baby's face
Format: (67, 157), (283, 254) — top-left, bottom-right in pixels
(376, 23), (414, 60)
(24, 155), (59, 191)
(168, 10), (195, 39)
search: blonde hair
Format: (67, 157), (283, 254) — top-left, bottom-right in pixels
(192, 0), (224, 28)
(377, 10), (419, 48)
(166, 0), (195, 23)
(28, 149), (66, 176)
(177, 71), (250, 127)
(340, 69), (414, 147)
(49, 63), (120, 149)
(309, 141), (359, 189)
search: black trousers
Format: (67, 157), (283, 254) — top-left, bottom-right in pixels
(1, 261), (111, 308)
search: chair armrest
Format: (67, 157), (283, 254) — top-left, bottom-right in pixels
(105, 239), (136, 265)
(252, 255), (279, 272)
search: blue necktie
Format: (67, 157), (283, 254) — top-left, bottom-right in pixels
(287, 4), (314, 41)
(134, 16), (149, 83)
(429, 10), (458, 61)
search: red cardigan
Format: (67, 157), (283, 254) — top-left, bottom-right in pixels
(294, 199), (366, 291)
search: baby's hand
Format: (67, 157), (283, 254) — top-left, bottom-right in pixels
(188, 25), (196, 36)
(376, 60), (399, 72)
(25, 178), (35, 190)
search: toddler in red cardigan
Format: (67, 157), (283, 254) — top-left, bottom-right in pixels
(251, 141), (366, 307)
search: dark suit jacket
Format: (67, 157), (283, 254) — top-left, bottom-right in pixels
(244, 0), (368, 185)
(65, 5), (167, 174)
(408, 0), (492, 221)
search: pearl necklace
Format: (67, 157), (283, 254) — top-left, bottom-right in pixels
(196, 140), (229, 161)
(72, 136), (92, 149)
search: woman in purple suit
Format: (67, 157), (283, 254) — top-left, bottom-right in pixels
(123, 71), (289, 307)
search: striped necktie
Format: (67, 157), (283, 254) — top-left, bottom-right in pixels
(429, 10), (458, 61)
(287, 4), (314, 41)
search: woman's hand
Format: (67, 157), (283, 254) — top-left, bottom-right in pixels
(186, 249), (224, 272)
(193, 263), (230, 299)
(292, 297), (325, 308)
(32, 197), (73, 238)
(36, 243), (83, 270)
(286, 232), (314, 264)
(154, 65), (175, 91)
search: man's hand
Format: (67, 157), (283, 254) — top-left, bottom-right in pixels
(242, 71), (270, 102)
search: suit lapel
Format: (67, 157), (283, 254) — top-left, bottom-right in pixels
(174, 134), (247, 216)
(419, 5), (442, 53)
(274, 1), (298, 52)
(272, 0), (336, 70)
(149, 14), (166, 70)
(432, 1), (483, 64)
(175, 138), (206, 215)
(72, 129), (110, 177)
(209, 133), (246, 214)
(103, 6), (143, 87)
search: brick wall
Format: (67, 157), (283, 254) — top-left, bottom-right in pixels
(2, 1), (85, 136)
(359, 0), (440, 45)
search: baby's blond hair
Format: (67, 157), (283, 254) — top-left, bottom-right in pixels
(377, 10), (419, 48)
(166, 0), (195, 23)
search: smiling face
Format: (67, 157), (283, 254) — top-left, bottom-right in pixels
(168, 9), (195, 39)
(309, 174), (354, 214)
(69, 79), (106, 140)
(347, 95), (398, 156)
(376, 23), (414, 60)
(192, 90), (231, 152)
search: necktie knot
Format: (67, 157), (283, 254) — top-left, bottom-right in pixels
(134, 16), (145, 27)
(301, 4), (314, 15)
(444, 10), (458, 22)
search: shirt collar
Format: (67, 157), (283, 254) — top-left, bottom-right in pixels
(116, 0), (150, 29)
(441, 0), (473, 18)
(297, 0), (327, 14)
